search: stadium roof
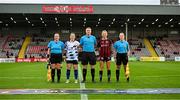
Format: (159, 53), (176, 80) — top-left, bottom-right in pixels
(0, 14), (179, 28)
(0, 4), (180, 28)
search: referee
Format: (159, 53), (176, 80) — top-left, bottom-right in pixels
(80, 27), (97, 83)
(47, 33), (64, 83)
(113, 33), (130, 82)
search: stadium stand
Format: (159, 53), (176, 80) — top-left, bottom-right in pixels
(25, 33), (81, 58)
(26, 36), (50, 58)
(150, 36), (180, 60)
(0, 35), (24, 58)
(1, 32), (178, 61)
(128, 38), (151, 58)
(0, 35), (8, 58)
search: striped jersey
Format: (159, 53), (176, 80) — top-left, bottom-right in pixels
(65, 40), (80, 61)
(97, 39), (112, 57)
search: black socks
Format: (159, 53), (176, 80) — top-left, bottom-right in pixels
(116, 70), (120, 82)
(99, 70), (111, 82)
(107, 70), (111, 82)
(82, 69), (87, 81)
(57, 69), (61, 82)
(91, 69), (95, 82)
(51, 69), (55, 82)
(99, 70), (103, 82)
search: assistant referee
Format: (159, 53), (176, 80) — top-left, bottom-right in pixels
(113, 33), (130, 82)
(47, 33), (64, 83)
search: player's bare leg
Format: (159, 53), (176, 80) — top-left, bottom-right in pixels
(81, 65), (87, 83)
(65, 64), (71, 83)
(99, 61), (104, 82)
(51, 64), (56, 83)
(116, 65), (121, 82)
(56, 63), (61, 83)
(91, 65), (95, 83)
(106, 61), (111, 82)
(123, 64), (130, 82)
(73, 64), (78, 83)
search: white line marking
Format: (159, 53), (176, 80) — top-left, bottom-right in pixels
(78, 64), (88, 100)
(1, 88), (180, 94)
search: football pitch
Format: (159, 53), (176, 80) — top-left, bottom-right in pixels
(0, 61), (180, 99)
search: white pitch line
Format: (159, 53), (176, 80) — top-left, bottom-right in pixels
(78, 64), (88, 100)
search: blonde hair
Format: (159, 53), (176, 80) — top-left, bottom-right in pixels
(119, 32), (125, 36)
(70, 32), (75, 36)
(70, 32), (76, 40)
(86, 27), (91, 30)
(102, 30), (108, 33)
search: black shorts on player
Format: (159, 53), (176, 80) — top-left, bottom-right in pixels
(66, 60), (78, 65)
(50, 53), (63, 64)
(116, 53), (128, 65)
(99, 56), (111, 62)
(81, 52), (96, 65)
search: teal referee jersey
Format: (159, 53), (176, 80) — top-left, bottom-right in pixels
(113, 40), (129, 53)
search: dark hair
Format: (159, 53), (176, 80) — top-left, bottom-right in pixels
(54, 33), (59, 35)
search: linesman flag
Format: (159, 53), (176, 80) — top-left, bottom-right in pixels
(47, 62), (51, 82)
(125, 63), (130, 78)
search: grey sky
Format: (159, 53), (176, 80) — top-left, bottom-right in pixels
(0, 0), (178, 5)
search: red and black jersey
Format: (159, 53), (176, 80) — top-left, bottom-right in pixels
(98, 39), (112, 57)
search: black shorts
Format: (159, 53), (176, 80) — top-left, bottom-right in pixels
(50, 53), (62, 64)
(99, 56), (111, 62)
(66, 60), (78, 65)
(81, 52), (96, 65)
(116, 53), (128, 65)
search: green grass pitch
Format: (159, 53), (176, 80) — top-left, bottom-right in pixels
(0, 61), (180, 99)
